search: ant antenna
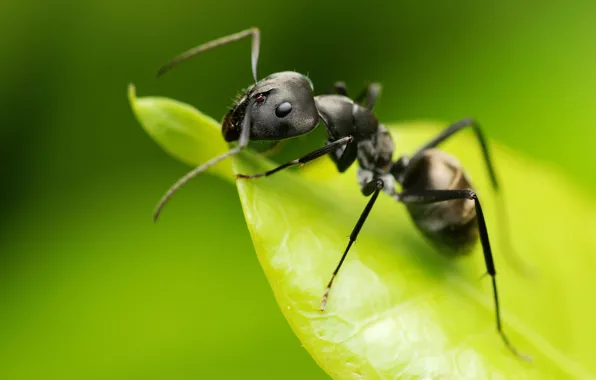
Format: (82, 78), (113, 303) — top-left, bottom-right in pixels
(157, 27), (261, 83)
(153, 110), (252, 222)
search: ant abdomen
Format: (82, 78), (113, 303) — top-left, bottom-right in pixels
(402, 149), (480, 254)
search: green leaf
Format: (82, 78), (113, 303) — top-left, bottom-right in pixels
(129, 84), (596, 379)
(128, 84), (233, 179)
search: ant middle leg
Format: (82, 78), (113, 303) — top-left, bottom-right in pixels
(320, 178), (385, 311)
(398, 188), (531, 361)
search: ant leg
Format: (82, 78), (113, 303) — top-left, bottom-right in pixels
(354, 83), (382, 111)
(330, 82), (382, 111)
(236, 136), (354, 179)
(330, 81), (349, 96)
(399, 189), (531, 361)
(408, 118), (531, 274)
(158, 27), (260, 83)
(328, 138), (358, 173)
(153, 111), (253, 221)
(409, 118), (498, 189)
(320, 178), (385, 311)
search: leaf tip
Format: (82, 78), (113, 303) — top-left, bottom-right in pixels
(127, 83), (137, 106)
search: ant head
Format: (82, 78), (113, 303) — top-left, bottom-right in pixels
(222, 71), (319, 142)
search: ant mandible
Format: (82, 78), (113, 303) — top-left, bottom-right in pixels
(154, 27), (530, 361)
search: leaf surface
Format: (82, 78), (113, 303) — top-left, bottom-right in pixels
(129, 84), (596, 379)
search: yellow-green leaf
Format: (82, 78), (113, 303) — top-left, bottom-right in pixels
(128, 84), (233, 179)
(129, 84), (596, 379)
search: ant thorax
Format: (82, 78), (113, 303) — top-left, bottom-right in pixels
(354, 124), (397, 197)
(356, 124), (394, 172)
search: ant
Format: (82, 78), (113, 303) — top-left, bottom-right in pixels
(154, 27), (530, 361)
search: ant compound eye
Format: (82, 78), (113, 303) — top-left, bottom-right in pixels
(256, 94), (266, 103)
(275, 101), (292, 118)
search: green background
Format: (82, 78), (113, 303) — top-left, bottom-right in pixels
(2, 1), (595, 379)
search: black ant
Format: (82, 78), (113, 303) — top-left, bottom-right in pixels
(154, 27), (530, 361)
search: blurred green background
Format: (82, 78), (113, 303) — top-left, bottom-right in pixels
(2, 1), (596, 379)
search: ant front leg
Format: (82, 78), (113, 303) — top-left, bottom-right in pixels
(328, 136), (358, 173)
(236, 136), (353, 179)
(320, 178), (385, 311)
(398, 189), (531, 361)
